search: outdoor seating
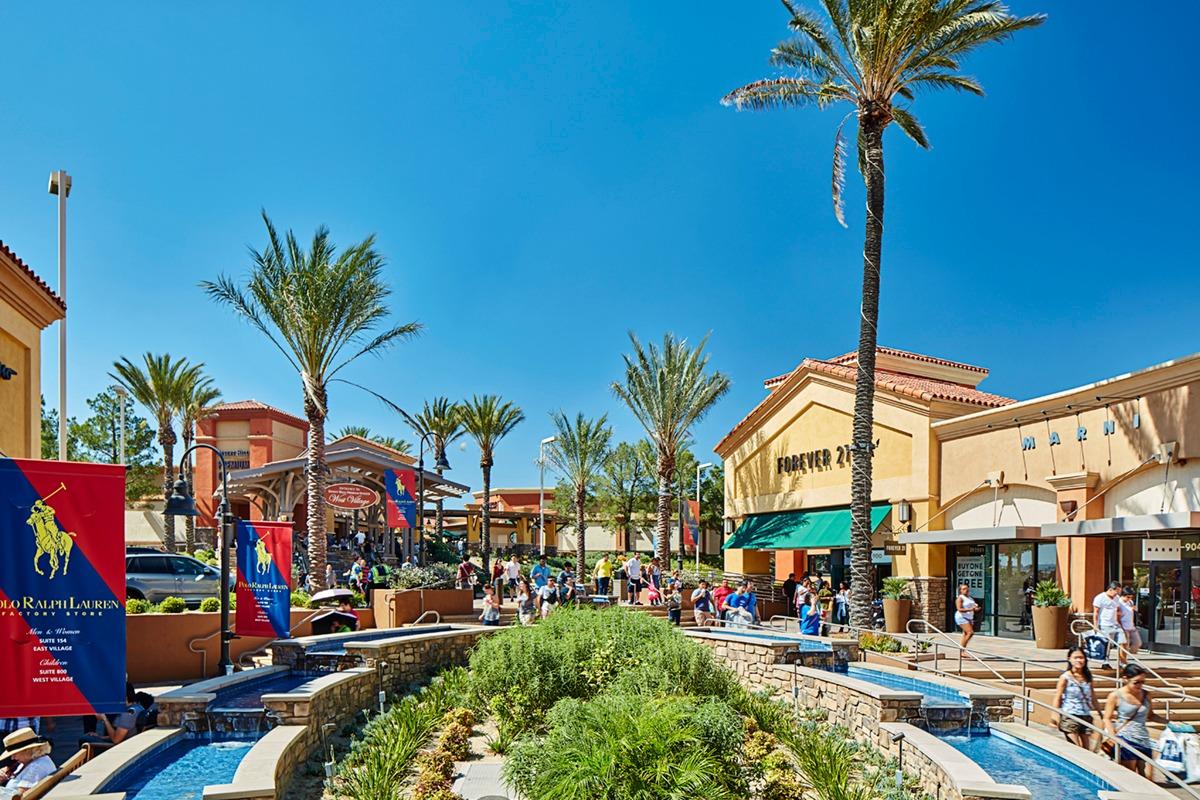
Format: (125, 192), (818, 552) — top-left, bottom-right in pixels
(22, 748), (86, 800)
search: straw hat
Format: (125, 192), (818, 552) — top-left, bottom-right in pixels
(0, 727), (50, 760)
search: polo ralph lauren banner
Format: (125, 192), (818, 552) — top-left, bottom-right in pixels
(683, 499), (700, 550)
(0, 457), (126, 716)
(235, 520), (293, 639)
(386, 468), (416, 529)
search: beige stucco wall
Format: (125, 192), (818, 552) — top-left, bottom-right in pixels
(0, 253), (63, 459)
(272, 419), (306, 457)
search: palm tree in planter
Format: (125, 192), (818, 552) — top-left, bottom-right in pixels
(177, 374), (222, 555)
(111, 353), (205, 554)
(612, 333), (729, 567)
(459, 395), (525, 575)
(203, 213), (420, 588)
(545, 412), (613, 577)
(723, 0), (1043, 627)
(406, 397), (467, 550)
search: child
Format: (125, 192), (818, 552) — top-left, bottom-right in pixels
(666, 585), (682, 626)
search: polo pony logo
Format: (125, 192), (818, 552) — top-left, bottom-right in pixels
(26, 483), (76, 580)
(254, 537), (272, 575)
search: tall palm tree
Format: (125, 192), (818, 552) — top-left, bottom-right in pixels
(723, 0), (1043, 626)
(111, 354), (205, 554)
(612, 333), (729, 567)
(177, 374), (222, 555)
(459, 395), (525, 575)
(203, 213), (420, 588)
(406, 397), (467, 559)
(545, 412), (613, 577)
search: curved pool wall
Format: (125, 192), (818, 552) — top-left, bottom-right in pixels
(684, 627), (859, 680)
(269, 623), (458, 672)
(102, 738), (255, 800)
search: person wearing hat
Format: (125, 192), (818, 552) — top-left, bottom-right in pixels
(0, 727), (56, 797)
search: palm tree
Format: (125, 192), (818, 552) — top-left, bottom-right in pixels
(111, 354), (204, 554)
(612, 333), (729, 567)
(336, 424), (373, 440)
(406, 397), (467, 559)
(177, 374), (222, 555)
(723, 0), (1043, 627)
(202, 213), (420, 588)
(545, 412), (613, 577)
(335, 425), (412, 455)
(458, 395), (525, 575)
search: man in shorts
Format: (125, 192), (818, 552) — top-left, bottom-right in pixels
(624, 554), (643, 605)
(1092, 581), (1124, 666)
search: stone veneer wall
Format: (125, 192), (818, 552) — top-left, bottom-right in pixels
(906, 576), (947, 626)
(343, 627), (495, 695)
(685, 632), (860, 684)
(261, 668), (377, 754)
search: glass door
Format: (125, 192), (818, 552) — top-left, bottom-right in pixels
(1147, 560), (1200, 654)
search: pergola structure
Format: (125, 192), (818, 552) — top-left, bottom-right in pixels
(224, 435), (471, 558)
(440, 508), (560, 556)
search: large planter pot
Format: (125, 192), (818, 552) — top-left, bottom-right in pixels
(883, 598), (911, 634)
(1033, 605), (1069, 649)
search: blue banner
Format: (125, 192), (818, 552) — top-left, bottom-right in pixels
(235, 520), (292, 639)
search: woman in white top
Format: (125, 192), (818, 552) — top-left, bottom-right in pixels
(0, 727), (56, 798)
(954, 583), (979, 648)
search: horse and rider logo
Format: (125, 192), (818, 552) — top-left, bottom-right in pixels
(25, 483), (76, 580)
(254, 538), (272, 575)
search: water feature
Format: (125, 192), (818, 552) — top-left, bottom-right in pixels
(845, 666), (969, 707)
(207, 669), (316, 733)
(705, 628), (831, 650)
(296, 625), (453, 671)
(103, 739), (255, 800)
(940, 728), (1115, 799)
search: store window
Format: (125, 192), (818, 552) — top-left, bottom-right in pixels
(951, 544), (992, 636)
(996, 542), (1034, 638)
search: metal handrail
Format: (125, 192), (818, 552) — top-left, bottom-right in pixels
(411, 610), (441, 626)
(1070, 617), (1194, 704)
(839, 641), (1200, 800)
(235, 610), (323, 668)
(905, 618), (1007, 682)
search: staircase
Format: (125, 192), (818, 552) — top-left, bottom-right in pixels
(441, 600), (697, 628)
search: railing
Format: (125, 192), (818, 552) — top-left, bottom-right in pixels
(411, 610), (441, 625)
(233, 610), (324, 668)
(905, 618), (1007, 683)
(1069, 617), (1194, 706)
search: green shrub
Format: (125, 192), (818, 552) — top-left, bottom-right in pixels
(194, 548), (214, 562)
(858, 632), (903, 653)
(467, 606), (738, 726)
(388, 564), (455, 590)
(199, 597), (220, 613)
(126, 598), (151, 615)
(1032, 579), (1071, 608)
(290, 590), (312, 609)
(158, 596), (187, 614)
(880, 577), (910, 601)
(503, 692), (745, 800)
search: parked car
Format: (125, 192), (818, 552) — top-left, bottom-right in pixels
(125, 551), (231, 606)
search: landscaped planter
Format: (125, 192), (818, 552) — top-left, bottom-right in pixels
(1032, 604), (1069, 649)
(372, 588), (474, 627)
(883, 598), (910, 633)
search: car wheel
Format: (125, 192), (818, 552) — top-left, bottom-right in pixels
(127, 588), (144, 601)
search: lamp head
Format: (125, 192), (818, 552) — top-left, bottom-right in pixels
(434, 450), (451, 472)
(541, 436), (557, 446)
(164, 476), (199, 517)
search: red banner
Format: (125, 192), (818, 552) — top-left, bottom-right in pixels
(386, 468), (417, 528)
(235, 521), (293, 638)
(683, 499), (700, 550)
(0, 458), (127, 716)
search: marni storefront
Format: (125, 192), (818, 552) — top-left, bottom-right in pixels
(916, 352), (1200, 653)
(720, 347), (1200, 651)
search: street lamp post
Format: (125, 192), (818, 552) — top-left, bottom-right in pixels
(695, 462), (714, 573)
(416, 432), (451, 567)
(538, 436), (556, 555)
(48, 170), (71, 461)
(165, 443), (237, 674)
(115, 386), (127, 465)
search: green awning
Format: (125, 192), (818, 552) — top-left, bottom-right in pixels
(723, 504), (891, 550)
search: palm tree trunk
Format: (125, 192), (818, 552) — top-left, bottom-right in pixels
(575, 484), (587, 578)
(161, 423), (177, 554)
(480, 460), (492, 577)
(655, 451), (673, 566)
(183, 425), (195, 555)
(305, 388), (329, 588)
(849, 119), (886, 629)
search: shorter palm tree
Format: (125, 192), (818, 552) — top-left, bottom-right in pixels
(459, 395), (525, 574)
(545, 412), (612, 577)
(406, 397), (467, 555)
(111, 354), (204, 554)
(335, 425), (412, 455)
(178, 374), (221, 555)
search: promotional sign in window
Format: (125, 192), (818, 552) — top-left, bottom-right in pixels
(235, 520), (293, 638)
(0, 458), (126, 716)
(385, 468), (417, 529)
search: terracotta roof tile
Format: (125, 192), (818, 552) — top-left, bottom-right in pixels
(828, 345), (988, 374)
(0, 239), (65, 310)
(211, 400), (309, 428)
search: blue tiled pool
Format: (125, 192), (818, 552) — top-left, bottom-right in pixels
(211, 671), (315, 709)
(845, 666), (970, 707)
(303, 625), (452, 654)
(705, 629), (831, 650)
(104, 739), (254, 800)
(940, 729), (1114, 798)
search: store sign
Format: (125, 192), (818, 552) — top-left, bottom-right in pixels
(324, 483), (379, 510)
(1179, 536), (1200, 559)
(0, 457), (127, 716)
(221, 448), (251, 470)
(956, 555), (987, 594)
(871, 548), (891, 565)
(0, 361), (16, 380)
(777, 442), (861, 474)
(1143, 539), (1181, 561)
(884, 542), (907, 556)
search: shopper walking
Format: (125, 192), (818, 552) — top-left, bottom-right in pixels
(624, 554), (643, 605)
(1092, 581), (1124, 666)
(712, 579), (733, 621)
(1053, 646), (1098, 750)
(782, 572), (797, 612)
(505, 554), (522, 600)
(516, 579), (535, 626)
(1119, 587), (1141, 658)
(538, 576), (560, 619)
(594, 554), (613, 597)
(954, 583), (979, 649)
(833, 582), (850, 631)
(666, 583), (682, 626)
(691, 580), (715, 627)
(1103, 664), (1159, 778)
(479, 585), (501, 627)
(800, 593), (822, 636)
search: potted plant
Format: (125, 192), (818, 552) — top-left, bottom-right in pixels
(1032, 580), (1071, 649)
(881, 577), (911, 633)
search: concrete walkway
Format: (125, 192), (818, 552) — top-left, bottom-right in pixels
(454, 761), (519, 800)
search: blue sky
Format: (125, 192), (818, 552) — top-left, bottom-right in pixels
(2, 2), (1196, 492)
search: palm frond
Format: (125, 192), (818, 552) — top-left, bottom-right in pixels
(831, 113), (854, 227)
(902, 70), (983, 95)
(721, 77), (830, 111)
(890, 106), (929, 149)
